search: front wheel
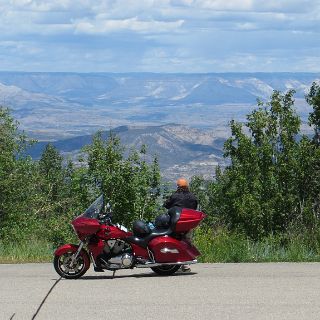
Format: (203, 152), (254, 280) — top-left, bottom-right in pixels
(151, 265), (180, 276)
(54, 250), (89, 279)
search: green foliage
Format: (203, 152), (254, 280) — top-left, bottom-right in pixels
(0, 107), (37, 242)
(222, 91), (301, 238)
(306, 82), (320, 145)
(84, 132), (161, 226)
(304, 82), (320, 217)
(192, 89), (320, 240)
(194, 227), (320, 263)
(0, 240), (53, 263)
(0, 109), (161, 246)
(2, 84), (320, 262)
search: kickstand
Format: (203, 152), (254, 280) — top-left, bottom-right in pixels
(112, 270), (116, 278)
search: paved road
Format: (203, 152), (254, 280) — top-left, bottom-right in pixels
(1, 263), (320, 320)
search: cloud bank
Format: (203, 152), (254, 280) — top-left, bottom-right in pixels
(0, 0), (319, 72)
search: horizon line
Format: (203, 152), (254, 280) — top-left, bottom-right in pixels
(0, 71), (320, 75)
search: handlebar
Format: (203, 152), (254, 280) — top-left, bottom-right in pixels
(98, 212), (113, 225)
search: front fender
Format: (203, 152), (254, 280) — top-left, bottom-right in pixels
(54, 244), (90, 270)
(54, 244), (79, 256)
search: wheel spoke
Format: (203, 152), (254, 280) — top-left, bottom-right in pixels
(54, 251), (88, 279)
(58, 252), (85, 275)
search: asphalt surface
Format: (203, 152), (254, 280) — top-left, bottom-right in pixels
(1, 263), (320, 320)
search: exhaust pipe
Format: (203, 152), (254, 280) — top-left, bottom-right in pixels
(136, 259), (197, 268)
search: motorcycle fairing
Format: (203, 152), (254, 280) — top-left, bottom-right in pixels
(72, 217), (101, 240)
(96, 224), (130, 240)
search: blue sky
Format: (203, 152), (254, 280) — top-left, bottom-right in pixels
(1, 0), (320, 73)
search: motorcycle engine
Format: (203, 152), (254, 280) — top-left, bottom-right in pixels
(103, 239), (125, 255)
(101, 239), (133, 269)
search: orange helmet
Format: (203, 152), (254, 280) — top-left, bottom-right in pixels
(176, 178), (189, 188)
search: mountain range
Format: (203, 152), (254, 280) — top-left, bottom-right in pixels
(1, 72), (319, 178)
(0, 72), (317, 140)
(28, 124), (226, 180)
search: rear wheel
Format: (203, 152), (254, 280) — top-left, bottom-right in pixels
(151, 265), (180, 276)
(54, 251), (89, 279)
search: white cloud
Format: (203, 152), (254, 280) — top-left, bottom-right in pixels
(0, 0), (320, 72)
(175, 0), (318, 14)
(235, 22), (256, 30)
(73, 17), (184, 34)
(194, 0), (253, 11)
(1, 0), (319, 36)
(7, 0), (91, 11)
(0, 40), (41, 55)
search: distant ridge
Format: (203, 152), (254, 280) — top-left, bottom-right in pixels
(27, 124), (226, 180)
(0, 71), (317, 141)
(28, 125), (132, 156)
(1, 72), (317, 177)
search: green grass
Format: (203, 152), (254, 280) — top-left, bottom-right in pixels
(1, 228), (320, 263)
(0, 240), (54, 263)
(194, 227), (320, 263)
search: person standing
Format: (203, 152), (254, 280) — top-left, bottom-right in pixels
(163, 178), (198, 272)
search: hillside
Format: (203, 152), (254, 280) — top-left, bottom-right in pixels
(0, 72), (317, 140)
(1, 72), (318, 178)
(28, 124), (226, 180)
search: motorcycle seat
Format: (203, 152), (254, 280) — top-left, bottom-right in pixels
(126, 206), (182, 249)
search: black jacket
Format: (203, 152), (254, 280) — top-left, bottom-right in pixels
(164, 189), (198, 210)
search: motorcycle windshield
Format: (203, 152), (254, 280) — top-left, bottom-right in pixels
(82, 195), (104, 219)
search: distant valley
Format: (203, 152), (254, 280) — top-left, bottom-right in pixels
(0, 72), (319, 178)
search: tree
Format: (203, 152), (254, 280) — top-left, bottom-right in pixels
(84, 131), (161, 226)
(304, 82), (320, 222)
(35, 145), (88, 244)
(0, 107), (36, 241)
(38, 144), (64, 203)
(207, 91), (304, 239)
(306, 82), (320, 145)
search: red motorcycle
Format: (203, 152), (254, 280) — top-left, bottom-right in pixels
(53, 195), (205, 279)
